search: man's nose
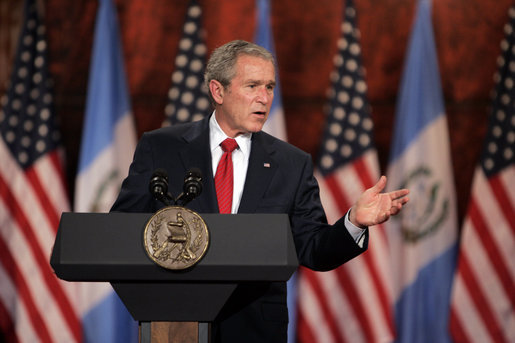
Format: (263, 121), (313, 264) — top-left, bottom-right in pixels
(256, 87), (272, 104)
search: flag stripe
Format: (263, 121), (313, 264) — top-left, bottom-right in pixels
(308, 269), (346, 342)
(489, 175), (515, 232)
(501, 168), (515, 205)
(327, 163), (380, 343)
(457, 250), (504, 342)
(318, 201), (389, 342)
(335, 268), (374, 342)
(329, 156), (395, 341)
(325, 174), (351, 212)
(0, 265), (43, 343)
(452, 270), (494, 343)
(0, 142), (68, 265)
(296, 309), (317, 343)
(311, 157), (394, 342)
(26, 166), (60, 230)
(2, 157), (57, 260)
(39, 150), (70, 217)
(343, 249), (394, 342)
(0, 298), (19, 343)
(462, 210), (515, 338)
(320, 270), (367, 342)
(0, 259), (42, 343)
(298, 270), (339, 343)
(0, 170), (81, 342)
(332, 164), (364, 208)
(352, 156), (394, 334)
(449, 308), (467, 343)
(450, 167), (515, 343)
(469, 198), (515, 308)
(474, 168), (515, 273)
(0, 235), (53, 343)
(355, 240), (394, 335)
(0, 147), (81, 342)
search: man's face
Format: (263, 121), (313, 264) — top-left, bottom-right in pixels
(214, 54), (276, 138)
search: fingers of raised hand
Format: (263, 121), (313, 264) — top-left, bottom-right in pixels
(372, 176), (387, 193)
(390, 197), (409, 215)
(389, 188), (409, 201)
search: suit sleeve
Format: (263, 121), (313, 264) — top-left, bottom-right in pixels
(290, 154), (368, 271)
(111, 132), (157, 213)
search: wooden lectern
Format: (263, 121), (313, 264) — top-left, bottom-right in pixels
(50, 212), (298, 343)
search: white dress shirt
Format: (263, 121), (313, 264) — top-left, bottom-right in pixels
(210, 113), (251, 214)
(209, 113), (366, 247)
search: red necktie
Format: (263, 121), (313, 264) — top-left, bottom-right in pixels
(215, 138), (238, 214)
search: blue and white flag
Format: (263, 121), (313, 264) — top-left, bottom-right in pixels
(254, 0), (287, 141)
(385, 0), (458, 342)
(74, 0), (138, 341)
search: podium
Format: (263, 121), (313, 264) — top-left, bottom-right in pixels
(50, 212), (298, 342)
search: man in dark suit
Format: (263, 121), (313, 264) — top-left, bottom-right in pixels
(111, 40), (409, 343)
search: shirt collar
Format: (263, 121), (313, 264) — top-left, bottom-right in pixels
(209, 111), (252, 158)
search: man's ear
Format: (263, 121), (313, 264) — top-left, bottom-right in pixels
(209, 80), (224, 105)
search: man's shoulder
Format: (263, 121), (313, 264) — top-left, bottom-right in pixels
(254, 133), (314, 173)
(256, 131), (310, 158)
(142, 119), (206, 142)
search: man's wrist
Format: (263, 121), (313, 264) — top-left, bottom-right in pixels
(348, 207), (367, 229)
(344, 210), (367, 248)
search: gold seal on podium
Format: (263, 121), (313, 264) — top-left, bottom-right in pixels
(144, 206), (209, 270)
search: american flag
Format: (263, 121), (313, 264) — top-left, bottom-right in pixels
(449, 6), (515, 343)
(296, 1), (395, 342)
(0, 0), (81, 342)
(162, 0), (212, 127)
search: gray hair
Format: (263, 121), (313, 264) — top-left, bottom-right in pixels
(204, 40), (276, 103)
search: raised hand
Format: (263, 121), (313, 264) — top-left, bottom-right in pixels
(349, 175), (409, 228)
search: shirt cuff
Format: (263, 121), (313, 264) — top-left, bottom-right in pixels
(344, 210), (367, 248)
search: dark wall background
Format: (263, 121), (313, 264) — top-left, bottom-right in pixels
(1, 0), (513, 226)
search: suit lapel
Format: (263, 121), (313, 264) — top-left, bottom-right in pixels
(178, 118), (218, 213)
(238, 132), (278, 213)
(178, 121), (278, 214)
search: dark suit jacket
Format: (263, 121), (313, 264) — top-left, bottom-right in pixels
(111, 116), (368, 343)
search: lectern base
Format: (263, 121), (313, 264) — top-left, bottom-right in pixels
(139, 322), (210, 343)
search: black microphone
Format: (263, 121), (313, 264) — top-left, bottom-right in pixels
(149, 168), (171, 206)
(175, 168), (203, 206)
